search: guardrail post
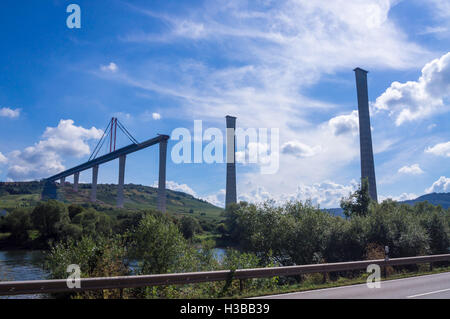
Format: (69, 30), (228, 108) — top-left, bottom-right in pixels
(322, 272), (327, 284)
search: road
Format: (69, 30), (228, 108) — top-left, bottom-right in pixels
(254, 272), (450, 299)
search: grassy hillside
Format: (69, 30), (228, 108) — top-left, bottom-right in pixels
(0, 182), (224, 221)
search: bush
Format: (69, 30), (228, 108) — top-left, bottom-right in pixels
(45, 235), (129, 299)
(2, 208), (32, 242)
(31, 200), (70, 241)
(128, 214), (188, 275)
(179, 215), (202, 239)
(222, 198), (450, 267)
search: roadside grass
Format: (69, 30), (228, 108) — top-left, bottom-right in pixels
(232, 264), (450, 299)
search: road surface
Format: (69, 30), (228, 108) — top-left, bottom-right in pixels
(254, 272), (450, 299)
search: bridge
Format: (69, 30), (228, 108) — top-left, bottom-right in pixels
(43, 118), (170, 212)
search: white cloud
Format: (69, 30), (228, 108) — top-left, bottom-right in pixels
(203, 189), (226, 207)
(6, 120), (103, 181)
(108, 1), (434, 206)
(398, 164), (424, 175)
(152, 112), (161, 120)
(290, 180), (358, 208)
(425, 1), (450, 36)
(328, 111), (359, 136)
(101, 62), (118, 73)
(418, 26), (448, 35)
(0, 152), (7, 165)
(379, 193), (417, 201)
(238, 179), (358, 209)
(113, 112), (132, 121)
(425, 176), (450, 193)
(281, 141), (321, 158)
(235, 141), (278, 166)
(152, 180), (198, 197)
(425, 141), (450, 157)
(374, 52), (450, 125)
(0, 107), (20, 118)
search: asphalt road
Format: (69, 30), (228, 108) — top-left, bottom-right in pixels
(254, 272), (450, 299)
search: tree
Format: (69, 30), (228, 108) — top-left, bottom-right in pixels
(179, 215), (201, 239)
(128, 214), (188, 274)
(71, 208), (112, 237)
(423, 212), (449, 254)
(341, 178), (372, 218)
(3, 208), (32, 242)
(68, 204), (84, 220)
(45, 235), (128, 299)
(31, 200), (70, 240)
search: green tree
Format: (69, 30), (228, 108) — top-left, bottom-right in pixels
(341, 178), (372, 218)
(3, 208), (32, 242)
(31, 200), (70, 240)
(45, 235), (128, 299)
(423, 212), (449, 254)
(68, 204), (84, 220)
(128, 214), (188, 274)
(71, 208), (112, 237)
(179, 215), (202, 239)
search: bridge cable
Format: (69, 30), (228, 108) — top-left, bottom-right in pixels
(116, 120), (139, 144)
(89, 120), (112, 161)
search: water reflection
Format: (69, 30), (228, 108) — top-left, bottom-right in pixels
(0, 250), (49, 299)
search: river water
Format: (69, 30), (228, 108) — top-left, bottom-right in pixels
(0, 248), (226, 299)
(0, 250), (49, 299)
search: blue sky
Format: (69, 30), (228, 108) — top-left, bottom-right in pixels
(0, 0), (449, 208)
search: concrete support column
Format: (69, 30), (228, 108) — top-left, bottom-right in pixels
(117, 155), (126, 208)
(74, 172), (80, 192)
(60, 177), (65, 186)
(91, 165), (99, 202)
(225, 115), (237, 207)
(354, 68), (378, 202)
(158, 138), (168, 213)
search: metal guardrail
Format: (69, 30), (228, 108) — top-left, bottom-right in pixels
(1, 254), (449, 296)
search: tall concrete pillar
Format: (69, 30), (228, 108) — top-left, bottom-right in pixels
(225, 115), (237, 207)
(74, 172), (80, 192)
(158, 138), (168, 213)
(60, 177), (65, 186)
(117, 155), (126, 208)
(91, 165), (99, 202)
(354, 68), (378, 202)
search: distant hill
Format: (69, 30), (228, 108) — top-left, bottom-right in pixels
(323, 207), (345, 218)
(0, 182), (224, 221)
(400, 192), (450, 209)
(324, 192), (450, 217)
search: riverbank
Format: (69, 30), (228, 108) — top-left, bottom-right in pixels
(0, 233), (47, 250)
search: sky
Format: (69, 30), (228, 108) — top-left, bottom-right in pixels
(0, 0), (449, 208)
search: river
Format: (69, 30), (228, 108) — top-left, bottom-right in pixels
(0, 250), (49, 299)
